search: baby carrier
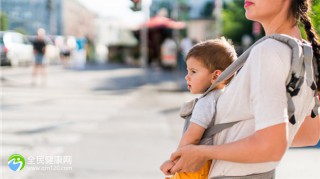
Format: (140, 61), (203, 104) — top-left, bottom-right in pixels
(180, 34), (320, 145)
(179, 34), (319, 178)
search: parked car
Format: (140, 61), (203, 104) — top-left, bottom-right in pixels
(0, 31), (34, 66)
(0, 33), (9, 65)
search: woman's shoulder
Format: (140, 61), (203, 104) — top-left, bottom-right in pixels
(249, 38), (292, 64)
(253, 38), (292, 54)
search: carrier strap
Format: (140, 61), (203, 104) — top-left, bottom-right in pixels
(303, 45), (316, 89)
(211, 169), (275, 179)
(312, 56), (320, 117)
(302, 44), (320, 117)
(200, 121), (240, 145)
(202, 36), (318, 124)
(180, 34), (320, 145)
(312, 92), (320, 117)
(201, 36), (269, 97)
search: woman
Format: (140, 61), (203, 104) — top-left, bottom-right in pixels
(166, 0), (320, 178)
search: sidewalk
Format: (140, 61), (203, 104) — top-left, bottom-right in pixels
(277, 148), (320, 179)
(1, 64), (319, 179)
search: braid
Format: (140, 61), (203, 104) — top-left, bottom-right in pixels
(298, 0), (320, 89)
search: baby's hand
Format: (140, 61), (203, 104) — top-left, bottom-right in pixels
(160, 160), (175, 175)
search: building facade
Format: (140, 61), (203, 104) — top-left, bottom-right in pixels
(150, 0), (214, 20)
(1, 0), (63, 35)
(0, 0), (95, 37)
(62, 0), (96, 38)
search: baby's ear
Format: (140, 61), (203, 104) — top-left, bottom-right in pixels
(211, 70), (222, 82)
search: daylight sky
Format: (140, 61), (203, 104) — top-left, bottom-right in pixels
(77, 0), (145, 25)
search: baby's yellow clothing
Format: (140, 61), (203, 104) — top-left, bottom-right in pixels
(167, 161), (211, 179)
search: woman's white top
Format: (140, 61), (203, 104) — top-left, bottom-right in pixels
(209, 39), (315, 177)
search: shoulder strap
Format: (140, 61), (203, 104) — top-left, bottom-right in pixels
(179, 37), (267, 119)
(199, 35), (271, 98)
(200, 34), (320, 145)
(302, 43), (320, 118)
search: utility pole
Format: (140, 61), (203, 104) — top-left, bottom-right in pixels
(140, 0), (151, 68)
(171, 1), (180, 43)
(213, 0), (222, 38)
(47, 0), (56, 35)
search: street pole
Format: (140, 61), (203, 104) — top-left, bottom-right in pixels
(214, 0), (222, 38)
(140, 0), (151, 68)
(171, 1), (182, 90)
(47, 0), (56, 35)
(172, 1), (180, 43)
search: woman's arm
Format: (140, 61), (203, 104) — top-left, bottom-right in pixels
(170, 123), (288, 173)
(291, 115), (320, 147)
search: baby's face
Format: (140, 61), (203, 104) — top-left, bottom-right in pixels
(185, 57), (213, 94)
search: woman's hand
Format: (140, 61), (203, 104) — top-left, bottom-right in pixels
(160, 160), (175, 175)
(169, 144), (208, 173)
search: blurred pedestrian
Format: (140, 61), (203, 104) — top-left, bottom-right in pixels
(167, 0), (320, 178)
(32, 28), (47, 85)
(160, 38), (236, 179)
(74, 37), (87, 70)
(161, 36), (177, 69)
(55, 36), (71, 68)
(85, 36), (95, 63)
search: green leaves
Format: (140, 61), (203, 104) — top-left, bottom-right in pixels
(0, 12), (9, 31)
(311, 0), (320, 35)
(222, 1), (254, 45)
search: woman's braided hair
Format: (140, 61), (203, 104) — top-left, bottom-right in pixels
(291, 0), (320, 90)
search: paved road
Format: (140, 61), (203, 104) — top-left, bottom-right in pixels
(0, 64), (319, 179)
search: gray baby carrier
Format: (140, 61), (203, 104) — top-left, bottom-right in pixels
(180, 34), (320, 145)
(179, 34), (319, 178)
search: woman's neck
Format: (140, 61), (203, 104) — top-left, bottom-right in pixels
(261, 16), (302, 41)
(264, 23), (301, 38)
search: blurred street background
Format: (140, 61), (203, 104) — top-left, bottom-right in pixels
(1, 0), (320, 179)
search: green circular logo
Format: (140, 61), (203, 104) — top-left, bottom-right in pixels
(8, 154), (25, 171)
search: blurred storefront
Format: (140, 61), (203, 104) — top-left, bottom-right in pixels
(95, 18), (138, 65)
(138, 14), (185, 67)
(63, 0), (96, 38)
(150, 0), (216, 42)
(132, 0), (216, 68)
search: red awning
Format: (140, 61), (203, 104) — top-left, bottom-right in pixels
(141, 16), (186, 29)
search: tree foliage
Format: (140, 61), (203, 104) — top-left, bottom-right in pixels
(0, 12), (9, 31)
(300, 0), (320, 39)
(201, 1), (214, 18)
(311, 0), (320, 36)
(222, 0), (254, 45)
(222, 0), (319, 44)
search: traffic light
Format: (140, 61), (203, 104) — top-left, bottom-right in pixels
(131, 0), (141, 11)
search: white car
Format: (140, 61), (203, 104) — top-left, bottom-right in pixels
(0, 31), (34, 66)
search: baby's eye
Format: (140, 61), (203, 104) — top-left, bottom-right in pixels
(187, 69), (196, 74)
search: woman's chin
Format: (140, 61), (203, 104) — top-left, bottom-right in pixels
(245, 12), (254, 21)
